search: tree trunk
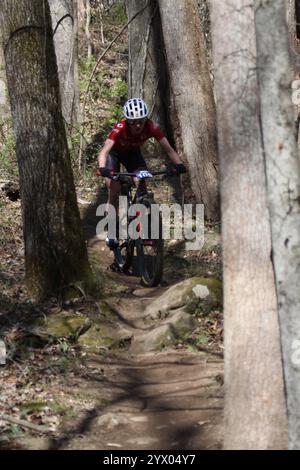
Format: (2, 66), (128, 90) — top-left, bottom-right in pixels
(0, 45), (10, 119)
(78, 0), (86, 26)
(287, 0), (300, 147)
(158, 0), (219, 221)
(210, 0), (288, 449)
(49, 0), (80, 125)
(288, 0), (300, 62)
(125, 0), (169, 135)
(255, 0), (300, 450)
(0, 0), (95, 301)
(86, 0), (92, 58)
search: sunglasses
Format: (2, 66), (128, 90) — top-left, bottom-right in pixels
(127, 118), (147, 126)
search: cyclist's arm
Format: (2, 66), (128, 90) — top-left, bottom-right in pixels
(98, 139), (115, 167)
(158, 137), (182, 165)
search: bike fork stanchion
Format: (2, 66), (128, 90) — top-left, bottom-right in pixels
(135, 238), (145, 277)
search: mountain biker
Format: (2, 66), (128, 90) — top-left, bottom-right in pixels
(98, 97), (186, 248)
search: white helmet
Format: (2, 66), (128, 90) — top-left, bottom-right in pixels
(123, 98), (148, 120)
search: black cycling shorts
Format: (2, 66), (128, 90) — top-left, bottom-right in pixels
(105, 150), (147, 173)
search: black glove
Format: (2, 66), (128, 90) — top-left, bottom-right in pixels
(99, 167), (112, 178)
(173, 163), (187, 175)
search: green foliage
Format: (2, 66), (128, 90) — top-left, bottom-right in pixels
(65, 121), (82, 168)
(195, 334), (209, 345)
(102, 2), (127, 26)
(110, 78), (128, 98)
(57, 338), (71, 354)
(79, 57), (101, 99)
(106, 103), (124, 125)
(20, 401), (49, 418)
(51, 401), (78, 417)
(79, 61), (127, 104)
(182, 331), (209, 352)
(194, 302), (209, 316)
(0, 118), (17, 179)
(74, 54), (128, 180)
(73, 1), (129, 181)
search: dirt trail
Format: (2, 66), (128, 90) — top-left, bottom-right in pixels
(48, 351), (223, 450)
(56, 182), (224, 450)
(43, 233), (223, 451)
(2, 182), (223, 450)
(17, 230), (223, 450)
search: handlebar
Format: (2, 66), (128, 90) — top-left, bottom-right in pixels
(96, 169), (175, 179)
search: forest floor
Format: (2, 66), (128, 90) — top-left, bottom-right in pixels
(0, 163), (224, 450)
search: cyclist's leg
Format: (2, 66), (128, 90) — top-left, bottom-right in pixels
(105, 153), (121, 247)
(105, 152), (121, 211)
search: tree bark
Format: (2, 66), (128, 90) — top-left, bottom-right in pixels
(288, 0), (300, 62)
(287, 0), (300, 147)
(255, 0), (300, 450)
(210, 0), (288, 449)
(0, 0), (95, 301)
(159, 0), (219, 221)
(0, 44), (10, 119)
(125, 0), (169, 134)
(86, 0), (92, 58)
(49, 0), (80, 125)
(78, 0), (86, 26)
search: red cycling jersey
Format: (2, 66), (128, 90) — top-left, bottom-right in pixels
(108, 119), (165, 154)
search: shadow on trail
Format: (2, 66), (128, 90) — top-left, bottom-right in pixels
(47, 354), (223, 450)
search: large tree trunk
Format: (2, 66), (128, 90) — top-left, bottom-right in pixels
(125, 0), (169, 134)
(0, 0), (95, 301)
(49, 0), (80, 125)
(255, 0), (300, 450)
(210, 0), (288, 449)
(158, 0), (219, 221)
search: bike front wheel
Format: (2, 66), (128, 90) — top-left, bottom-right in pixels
(136, 238), (164, 288)
(136, 199), (164, 287)
(114, 239), (134, 273)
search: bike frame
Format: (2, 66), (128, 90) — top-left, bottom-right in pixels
(97, 168), (174, 286)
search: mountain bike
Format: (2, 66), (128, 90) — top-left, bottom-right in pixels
(100, 169), (172, 287)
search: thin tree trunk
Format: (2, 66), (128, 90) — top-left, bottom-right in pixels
(210, 0), (288, 449)
(287, 0), (300, 148)
(78, 0), (86, 26)
(86, 0), (92, 58)
(255, 0), (300, 449)
(159, 0), (219, 221)
(0, 0), (95, 301)
(100, 2), (105, 44)
(288, 0), (300, 60)
(125, 0), (169, 134)
(0, 45), (10, 119)
(49, 0), (80, 125)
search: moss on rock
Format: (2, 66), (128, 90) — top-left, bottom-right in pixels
(39, 312), (91, 339)
(78, 323), (132, 353)
(145, 277), (222, 319)
(186, 277), (222, 315)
